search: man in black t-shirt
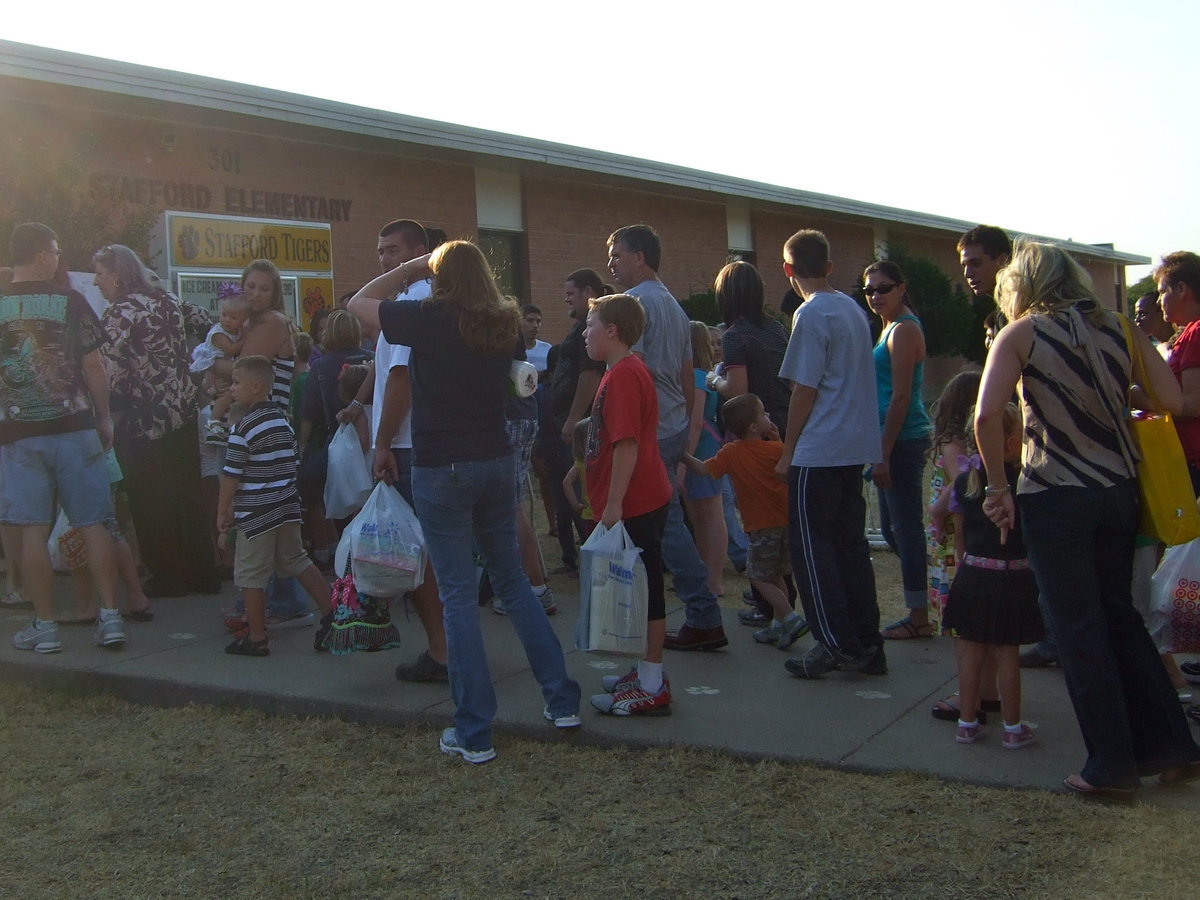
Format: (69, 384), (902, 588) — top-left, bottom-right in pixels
(546, 268), (607, 572)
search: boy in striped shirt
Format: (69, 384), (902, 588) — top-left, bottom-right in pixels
(218, 355), (332, 656)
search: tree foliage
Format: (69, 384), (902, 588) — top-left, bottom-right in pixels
(0, 133), (156, 269)
(884, 245), (982, 360)
(1127, 273), (1156, 304)
(681, 289), (719, 326)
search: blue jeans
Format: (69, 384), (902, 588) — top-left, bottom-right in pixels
(720, 475), (748, 569)
(876, 436), (931, 610)
(413, 456), (580, 752)
(657, 429), (723, 629)
(1020, 480), (1200, 788)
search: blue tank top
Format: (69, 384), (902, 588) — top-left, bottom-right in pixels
(873, 315), (932, 441)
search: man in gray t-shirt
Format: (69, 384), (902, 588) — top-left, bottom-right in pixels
(607, 225), (726, 649)
(775, 229), (884, 680)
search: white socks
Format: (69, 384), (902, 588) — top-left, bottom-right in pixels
(637, 660), (664, 694)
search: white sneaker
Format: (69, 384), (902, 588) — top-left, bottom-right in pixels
(13, 620), (61, 653)
(439, 727), (496, 764)
(94, 614), (126, 648)
(536, 587), (557, 616)
(544, 707), (582, 729)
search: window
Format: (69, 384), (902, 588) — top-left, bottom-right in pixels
(479, 229), (527, 300)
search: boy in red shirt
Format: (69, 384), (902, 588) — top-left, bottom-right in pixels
(583, 293), (674, 716)
(683, 393), (808, 648)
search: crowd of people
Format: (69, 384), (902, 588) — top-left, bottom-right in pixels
(2, 215), (1199, 789)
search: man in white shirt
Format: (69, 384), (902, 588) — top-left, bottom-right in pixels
(520, 304), (552, 375)
(347, 218), (448, 682)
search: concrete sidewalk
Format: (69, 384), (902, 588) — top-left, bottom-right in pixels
(2, 575), (1199, 811)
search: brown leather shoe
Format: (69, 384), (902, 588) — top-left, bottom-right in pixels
(663, 624), (728, 651)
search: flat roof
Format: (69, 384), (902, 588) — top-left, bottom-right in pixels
(0, 39), (1148, 266)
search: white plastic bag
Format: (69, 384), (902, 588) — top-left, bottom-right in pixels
(323, 422), (373, 519)
(348, 482), (426, 597)
(509, 360), (538, 398)
(575, 521), (648, 657)
(1151, 538), (1200, 654)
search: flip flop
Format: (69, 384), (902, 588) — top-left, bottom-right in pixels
(881, 617), (934, 640)
(1062, 774), (1136, 803)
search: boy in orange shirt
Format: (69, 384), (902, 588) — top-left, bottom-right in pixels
(682, 393), (808, 648)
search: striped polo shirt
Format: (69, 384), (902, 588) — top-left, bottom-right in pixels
(223, 401), (301, 538)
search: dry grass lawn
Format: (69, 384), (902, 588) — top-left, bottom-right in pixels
(0, 680), (1194, 899)
(3, 491), (1193, 897)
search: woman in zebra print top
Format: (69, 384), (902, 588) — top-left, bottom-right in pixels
(974, 239), (1199, 799)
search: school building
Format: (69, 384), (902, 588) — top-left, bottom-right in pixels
(0, 39), (1146, 342)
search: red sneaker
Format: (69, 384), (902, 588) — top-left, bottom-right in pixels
(590, 682), (672, 717)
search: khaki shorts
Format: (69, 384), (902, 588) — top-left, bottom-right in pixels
(234, 522), (313, 589)
(747, 527), (791, 582)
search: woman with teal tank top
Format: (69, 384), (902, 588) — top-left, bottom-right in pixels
(865, 261), (935, 639)
(683, 320), (729, 597)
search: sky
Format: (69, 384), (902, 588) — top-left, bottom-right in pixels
(6, 0), (1197, 282)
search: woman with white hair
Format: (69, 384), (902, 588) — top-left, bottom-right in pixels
(94, 244), (219, 597)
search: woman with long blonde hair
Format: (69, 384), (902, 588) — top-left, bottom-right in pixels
(976, 239), (1199, 798)
(350, 240), (580, 764)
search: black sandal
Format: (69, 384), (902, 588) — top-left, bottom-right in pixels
(931, 694), (1002, 722)
(225, 633), (269, 656)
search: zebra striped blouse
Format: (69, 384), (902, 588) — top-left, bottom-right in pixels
(1018, 309), (1135, 494)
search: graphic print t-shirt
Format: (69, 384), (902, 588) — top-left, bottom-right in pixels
(0, 281), (104, 444)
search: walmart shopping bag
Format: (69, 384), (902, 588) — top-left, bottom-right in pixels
(348, 482), (426, 598)
(575, 521), (648, 658)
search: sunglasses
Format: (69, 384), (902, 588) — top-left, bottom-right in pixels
(863, 283), (898, 297)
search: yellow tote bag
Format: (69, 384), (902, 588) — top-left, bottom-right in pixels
(1119, 316), (1200, 546)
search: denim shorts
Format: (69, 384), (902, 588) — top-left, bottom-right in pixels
(684, 467), (722, 500)
(1, 430), (114, 527)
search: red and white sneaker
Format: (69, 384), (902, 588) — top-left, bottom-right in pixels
(600, 667), (639, 693)
(600, 668), (670, 693)
(590, 682), (672, 717)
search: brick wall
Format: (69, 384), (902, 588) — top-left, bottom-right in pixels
(752, 210), (877, 310)
(0, 80), (478, 298)
(1, 75), (1133, 344)
(522, 174), (727, 342)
